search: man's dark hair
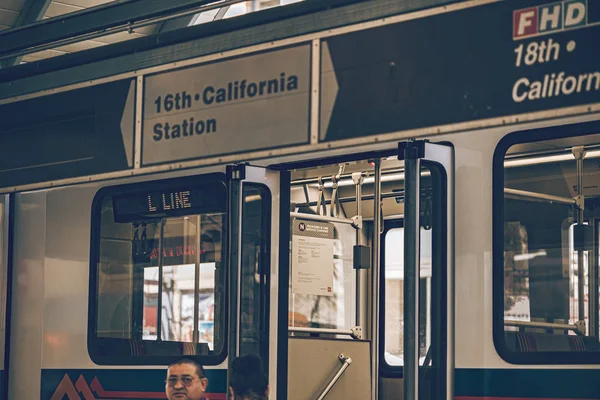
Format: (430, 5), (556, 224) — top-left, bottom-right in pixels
(230, 354), (268, 399)
(168, 356), (206, 379)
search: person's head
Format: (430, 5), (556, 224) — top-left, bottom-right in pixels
(229, 354), (268, 400)
(166, 357), (209, 400)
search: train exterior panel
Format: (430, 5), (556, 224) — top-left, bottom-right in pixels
(0, 0), (599, 399)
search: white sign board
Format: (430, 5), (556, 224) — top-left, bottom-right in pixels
(141, 44), (311, 166)
(292, 218), (334, 297)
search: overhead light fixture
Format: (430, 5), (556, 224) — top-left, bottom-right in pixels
(314, 170), (432, 188)
(318, 173), (405, 188)
(505, 149), (600, 168)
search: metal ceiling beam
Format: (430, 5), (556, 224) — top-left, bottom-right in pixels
(0, 0), (224, 57)
(14, 0), (52, 26)
(0, 0), (244, 61)
(153, 15), (194, 34)
(0, 0), (53, 67)
(0, 0), (456, 95)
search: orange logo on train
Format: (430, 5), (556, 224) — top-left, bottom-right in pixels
(50, 374), (226, 400)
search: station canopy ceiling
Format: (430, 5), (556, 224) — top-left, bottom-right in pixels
(0, 0), (303, 64)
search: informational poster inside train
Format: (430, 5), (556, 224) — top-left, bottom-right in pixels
(320, 0), (600, 142)
(141, 44), (311, 166)
(291, 218), (335, 297)
(0, 79), (135, 189)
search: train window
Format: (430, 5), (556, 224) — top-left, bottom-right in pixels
(382, 224), (432, 368)
(88, 175), (227, 365)
(239, 184), (271, 360)
(494, 124), (600, 363)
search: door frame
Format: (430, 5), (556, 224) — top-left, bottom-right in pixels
(226, 164), (290, 399)
(400, 140), (454, 400)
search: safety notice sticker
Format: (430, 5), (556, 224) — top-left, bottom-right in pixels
(291, 218), (335, 297)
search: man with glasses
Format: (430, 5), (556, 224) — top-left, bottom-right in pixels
(166, 357), (209, 400)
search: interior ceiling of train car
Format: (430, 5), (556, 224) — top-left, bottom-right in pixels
(504, 133), (600, 203)
(290, 132), (600, 220)
(290, 156), (409, 220)
(0, 0), (303, 64)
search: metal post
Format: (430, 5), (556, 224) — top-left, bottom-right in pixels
(426, 276), (431, 352)
(353, 172), (364, 328)
(573, 146), (586, 324)
(302, 184), (310, 203)
(289, 212), (357, 227)
(225, 165), (245, 400)
(293, 191), (409, 209)
(504, 319), (585, 335)
(230, 179), (243, 359)
(157, 219), (165, 341)
(404, 142), (421, 400)
(591, 218), (598, 339)
(371, 160), (382, 400)
(193, 215), (201, 344)
(288, 326), (362, 339)
(316, 354), (353, 400)
(504, 188), (576, 205)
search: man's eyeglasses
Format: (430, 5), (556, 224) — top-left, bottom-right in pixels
(166, 376), (204, 387)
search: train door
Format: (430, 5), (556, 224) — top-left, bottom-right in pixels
(400, 140), (453, 400)
(225, 163), (289, 399)
(378, 141), (454, 400)
(282, 140), (454, 400)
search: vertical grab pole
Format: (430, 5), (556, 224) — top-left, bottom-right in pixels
(227, 164), (245, 370)
(157, 220), (166, 341)
(371, 160), (382, 400)
(353, 172), (364, 328)
(404, 141), (421, 400)
(193, 215), (201, 345)
(591, 217), (599, 339)
(573, 146), (587, 325)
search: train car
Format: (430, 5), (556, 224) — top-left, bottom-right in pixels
(0, 0), (599, 399)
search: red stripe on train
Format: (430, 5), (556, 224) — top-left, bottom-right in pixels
(92, 377), (228, 399)
(456, 397), (598, 400)
(50, 374), (227, 400)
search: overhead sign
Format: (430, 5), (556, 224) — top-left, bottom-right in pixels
(142, 44), (311, 166)
(320, 0), (600, 142)
(291, 218), (335, 297)
(0, 79), (135, 188)
(112, 181), (226, 222)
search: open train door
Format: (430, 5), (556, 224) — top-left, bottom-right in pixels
(225, 163), (290, 399)
(397, 140), (454, 400)
(227, 161), (372, 400)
